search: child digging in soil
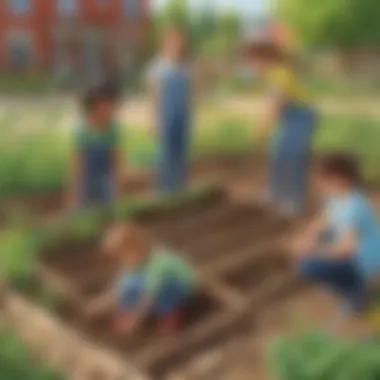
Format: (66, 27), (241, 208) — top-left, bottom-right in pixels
(242, 40), (317, 216)
(68, 82), (125, 209)
(293, 154), (380, 314)
(85, 223), (195, 335)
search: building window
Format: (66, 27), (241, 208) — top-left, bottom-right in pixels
(57, 0), (77, 15)
(8, 0), (30, 15)
(6, 31), (33, 70)
(123, 0), (140, 19)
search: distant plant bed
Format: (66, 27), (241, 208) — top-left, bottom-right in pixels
(268, 328), (380, 380)
(1, 112), (380, 198)
(0, 74), (58, 94)
(0, 328), (65, 380)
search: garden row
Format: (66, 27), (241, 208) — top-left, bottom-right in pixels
(1, 111), (380, 197)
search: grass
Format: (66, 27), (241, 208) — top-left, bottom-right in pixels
(0, 101), (380, 196)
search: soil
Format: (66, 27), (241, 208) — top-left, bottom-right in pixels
(2, 153), (373, 379)
(0, 154), (253, 224)
(39, 183), (296, 378)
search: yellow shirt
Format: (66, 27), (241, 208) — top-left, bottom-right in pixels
(267, 65), (310, 105)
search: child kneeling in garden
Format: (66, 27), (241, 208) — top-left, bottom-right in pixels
(293, 154), (380, 313)
(86, 223), (195, 334)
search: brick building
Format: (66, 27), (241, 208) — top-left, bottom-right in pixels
(0, 0), (149, 81)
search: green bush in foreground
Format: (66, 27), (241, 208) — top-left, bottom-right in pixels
(0, 329), (65, 380)
(268, 329), (380, 380)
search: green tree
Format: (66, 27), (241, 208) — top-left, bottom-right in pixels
(157, 0), (190, 32)
(278, 0), (380, 49)
(199, 11), (240, 59)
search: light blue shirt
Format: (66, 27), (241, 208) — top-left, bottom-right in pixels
(326, 190), (380, 279)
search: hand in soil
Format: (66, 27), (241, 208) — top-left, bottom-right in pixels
(113, 314), (138, 335)
(291, 236), (315, 258)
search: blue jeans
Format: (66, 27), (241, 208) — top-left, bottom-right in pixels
(157, 115), (189, 195)
(78, 175), (114, 209)
(268, 104), (317, 212)
(298, 230), (364, 307)
(299, 258), (364, 298)
(118, 273), (189, 317)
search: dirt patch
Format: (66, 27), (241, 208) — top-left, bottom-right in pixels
(36, 186), (297, 378)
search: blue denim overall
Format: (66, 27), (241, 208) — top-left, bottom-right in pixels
(268, 103), (317, 212)
(156, 64), (190, 194)
(118, 272), (189, 317)
(78, 127), (115, 208)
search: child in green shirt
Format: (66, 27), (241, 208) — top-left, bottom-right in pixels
(85, 223), (195, 334)
(69, 82), (125, 209)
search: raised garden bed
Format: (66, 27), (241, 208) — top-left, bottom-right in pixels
(0, 182), (301, 380)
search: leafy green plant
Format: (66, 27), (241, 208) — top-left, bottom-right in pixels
(0, 228), (40, 286)
(0, 328), (65, 380)
(268, 329), (380, 380)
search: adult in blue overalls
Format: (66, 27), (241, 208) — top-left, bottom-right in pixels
(69, 82), (125, 209)
(147, 28), (191, 194)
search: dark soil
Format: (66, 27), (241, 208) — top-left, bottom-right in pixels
(39, 182), (295, 377)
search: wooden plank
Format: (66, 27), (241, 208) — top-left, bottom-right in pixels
(149, 203), (245, 241)
(198, 276), (246, 312)
(38, 265), (83, 303)
(137, 311), (240, 371)
(204, 237), (288, 276)
(247, 273), (298, 310)
(184, 217), (283, 261)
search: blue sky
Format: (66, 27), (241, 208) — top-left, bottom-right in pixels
(153, 0), (269, 15)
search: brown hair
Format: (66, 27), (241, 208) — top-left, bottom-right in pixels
(241, 40), (287, 63)
(82, 81), (121, 113)
(319, 154), (361, 184)
(103, 223), (153, 258)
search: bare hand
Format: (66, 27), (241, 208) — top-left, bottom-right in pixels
(291, 236), (315, 259)
(113, 314), (138, 335)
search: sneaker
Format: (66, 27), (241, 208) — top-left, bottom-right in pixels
(156, 311), (181, 335)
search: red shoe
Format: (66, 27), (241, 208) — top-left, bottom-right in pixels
(156, 310), (181, 335)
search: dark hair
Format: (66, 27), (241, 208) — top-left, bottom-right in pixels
(241, 40), (287, 62)
(319, 154), (360, 184)
(82, 81), (121, 112)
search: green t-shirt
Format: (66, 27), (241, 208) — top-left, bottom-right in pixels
(74, 122), (120, 150)
(144, 247), (195, 294)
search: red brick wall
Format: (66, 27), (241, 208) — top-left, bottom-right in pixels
(0, 0), (149, 70)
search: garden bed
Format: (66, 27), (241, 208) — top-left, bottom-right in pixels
(0, 181), (300, 379)
(0, 152), (261, 233)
